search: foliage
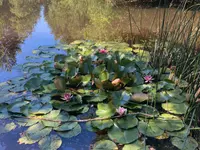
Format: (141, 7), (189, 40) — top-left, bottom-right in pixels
(0, 41), (198, 150)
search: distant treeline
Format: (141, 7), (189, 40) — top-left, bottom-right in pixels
(111, 0), (200, 6)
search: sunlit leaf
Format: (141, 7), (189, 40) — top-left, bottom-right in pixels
(39, 135), (62, 150)
(93, 140), (118, 150)
(108, 123), (139, 144)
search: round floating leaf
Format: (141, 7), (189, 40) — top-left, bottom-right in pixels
(168, 127), (189, 138)
(162, 102), (188, 115)
(86, 92), (107, 102)
(99, 71), (109, 82)
(156, 91), (170, 103)
(39, 135), (62, 150)
(82, 75), (91, 86)
(57, 124), (81, 138)
(91, 119), (113, 130)
(116, 116), (138, 129)
(42, 83), (57, 94)
(0, 122), (16, 134)
(9, 85), (25, 93)
(24, 77), (42, 91)
(123, 140), (149, 150)
(15, 118), (39, 127)
(155, 114), (184, 131)
(29, 103), (53, 115)
(141, 105), (159, 118)
(18, 123), (52, 144)
(42, 110), (69, 128)
(40, 73), (54, 81)
(8, 101), (29, 113)
(85, 121), (99, 132)
(108, 123), (139, 144)
(54, 116), (77, 131)
(138, 120), (164, 137)
(93, 140), (118, 150)
(171, 137), (198, 150)
(96, 102), (115, 117)
(131, 93), (149, 103)
(112, 91), (130, 106)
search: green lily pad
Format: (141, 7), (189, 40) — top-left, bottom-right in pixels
(42, 110), (69, 128)
(85, 121), (99, 132)
(99, 71), (109, 82)
(155, 114), (184, 131)
(162, 102), (188, 115)
(168, 127), (189, 138)
(123, 140), (149, 150)
(57, 124), (81, 138)
(96, 102), (115, 117)
(8, 101), (29, 113)
(54, 116), (77, 131)
(18, 123), (52, 144)
(82, 75), (91, 86)
(24, 77), (42, 91)
(93, 140), (118, 150)
(91, 119), (114, 130)
(29, 103), (53, 115)
(0, 122), (17, 134)
(39, 135), (62, 150)
(138, 120), (164, 137)
(112, 91), (130, 106)
(115, 116), (138, 129)
(171, 137), (198, 150)
(108, 123), (139, 144)
(141, 105), (159, 118)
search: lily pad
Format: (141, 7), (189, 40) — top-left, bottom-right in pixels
(161, 102), (188, 115)
(168, 127), (189, 138)
(108, 123), (139, 144)
(112, 91), (130, 106)
(96, 102), (115, 117)
(155, 114), (184, 131)
(24, 77), (42, 91)
(0, 122), (17, 134)
(171, 137), (198, 150)
(115, 116), (138, 129)
(138, 120), (164, 137)
(57, 124), (81, 138)
(123, 140), (149, 150)
(93, 140), (118, 150)
(38, 135), (62, 150)
(91, 119), (114, 130)
(18, 123), (52, 144)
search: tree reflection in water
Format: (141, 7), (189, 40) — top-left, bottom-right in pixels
(0, 0), (40, 71)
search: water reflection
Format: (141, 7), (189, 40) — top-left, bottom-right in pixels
(0, 0), (40, 70)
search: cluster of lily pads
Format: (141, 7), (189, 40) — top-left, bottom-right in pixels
(0, 40), (198, 150)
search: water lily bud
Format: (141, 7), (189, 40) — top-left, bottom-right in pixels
(144, 75), (153, 83)
(116, 106), (127, 116)
(63, 93), (73, 102)
(99, 49), (108, 54)
(79, 55), (84, 63)
(112, 78), (122, 86)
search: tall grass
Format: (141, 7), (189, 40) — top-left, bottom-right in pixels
(123, 0), (200, 123)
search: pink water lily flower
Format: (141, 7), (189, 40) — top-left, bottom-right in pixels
(63, 93), (73, 102)
(144, 75), (154, 83)
(99, 49), (108, 54)
(116, 107), (127, 116)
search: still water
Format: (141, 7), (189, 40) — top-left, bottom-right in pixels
(0, 1), (199, 150)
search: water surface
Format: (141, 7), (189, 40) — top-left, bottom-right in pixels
(0, 1), (200, 150)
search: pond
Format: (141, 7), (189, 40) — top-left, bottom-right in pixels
(0, 1), (199, 150)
